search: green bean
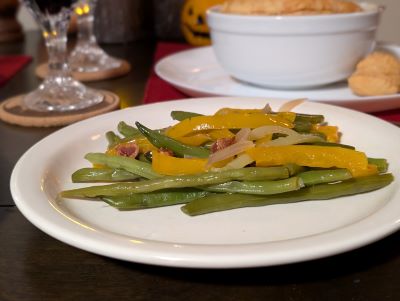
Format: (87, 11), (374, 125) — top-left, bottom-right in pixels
(298, 169), (352, 186)
(135, 122), (210, 158)
(285, 164), (306, 176)
(137, 153), (151, 163)
(294, 113), (325, 124)
(170, 111), (324, 125)
(301, 141), (355, 150)
(84, 152), (159, 179)
(60, 166), (290, 198)
(368, 158), (388, 173)
(103, 189), (210, 210)
(181, 173), (394, 216)
(106, 131), (122, 148)
(293, 120), (312, 133)
(171, 111), (203, 121)
(204, 177), (303, 195)
(117, 121), (142, 138)
(72, 167), (140, 183)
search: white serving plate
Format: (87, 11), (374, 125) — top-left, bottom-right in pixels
(10, 97), (400, 268)
(155, 43), (400, 113)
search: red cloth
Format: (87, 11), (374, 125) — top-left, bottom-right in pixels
(143, 42), (400, 124)
(0, 55), (32, 87)
(143, 42), (190, 103)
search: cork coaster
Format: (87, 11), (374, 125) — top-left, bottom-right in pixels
(0, 90), (120, 127)
(35, 59), (131, 82)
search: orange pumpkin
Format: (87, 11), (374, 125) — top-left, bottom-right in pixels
(181, 0), (224, 46)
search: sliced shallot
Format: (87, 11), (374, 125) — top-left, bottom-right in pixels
(278, 98), (306, 112)
(234, 127), (251, 142)
(249, 125), (298, 140)
(261, 134), (324, 147)
(207, 140), (254, 167)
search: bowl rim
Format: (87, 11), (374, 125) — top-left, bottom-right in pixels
(207, 2), (383, 21)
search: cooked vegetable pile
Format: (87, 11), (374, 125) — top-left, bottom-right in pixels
(60, 104), (394, 216)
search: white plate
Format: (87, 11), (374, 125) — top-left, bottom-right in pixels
(155, 43), (400, 113)
(11, 97), (400, 268)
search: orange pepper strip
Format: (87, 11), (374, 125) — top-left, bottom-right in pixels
(166, 113), (293, 139)
(312, 125), (340, 143)
(246, 145), (377, 178)
(152, 152), (207, 175)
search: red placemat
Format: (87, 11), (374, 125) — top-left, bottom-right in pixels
(143, 42), (191, 103)
(0, 55), (32, 87)
(142, 42), (400, 124)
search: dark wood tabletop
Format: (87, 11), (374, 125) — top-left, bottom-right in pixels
(0, 31), (399, 301)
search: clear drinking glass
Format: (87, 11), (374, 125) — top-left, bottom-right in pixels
(21, 0), (103, 112)
(69, 0), (121, 72)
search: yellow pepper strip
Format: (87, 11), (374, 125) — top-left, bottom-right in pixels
(208, 129), (235, 140)
(166, 113), (293, 139)
(106, 137), (157, 156)
(312, 125), (340, 143)
(174, 129), (236, 146)
(215, 107), (296, 122)
(174, 134), (210, 146)
(214, 108), (265, 115)
(255, 134), (273, 146)
(276, 112), (296, 122)
(246, 145), (377, 177)
(152, 151), (207, 175)
(135, 137), (158, 153)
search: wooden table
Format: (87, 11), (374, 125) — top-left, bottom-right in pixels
(0, 31), (399, 301)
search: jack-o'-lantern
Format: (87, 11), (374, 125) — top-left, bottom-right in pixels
(181, 0), (225, 46)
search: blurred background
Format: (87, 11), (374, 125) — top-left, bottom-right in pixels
(14, 0), (400, 44)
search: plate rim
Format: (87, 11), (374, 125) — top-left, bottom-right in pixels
(10, 97), (400, 268)
(154, 43), (400, 113)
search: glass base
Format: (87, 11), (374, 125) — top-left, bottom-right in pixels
(23, 76), (104, 112)
(69, 43), (122, 73)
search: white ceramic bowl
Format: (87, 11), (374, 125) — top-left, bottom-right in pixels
(207, 3), (382, 89)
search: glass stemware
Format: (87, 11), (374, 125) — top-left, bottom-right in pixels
(21, 0), (103, 112)
(69, 0), (121, 72)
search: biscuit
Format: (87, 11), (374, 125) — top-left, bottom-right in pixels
(348, 51), (400, 96)
(355, 51), (400, 77)
(348, 74), (399, 97)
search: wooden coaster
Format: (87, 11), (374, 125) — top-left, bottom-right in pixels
(0, 90), (120, 127)
(35, 59), (131, 82)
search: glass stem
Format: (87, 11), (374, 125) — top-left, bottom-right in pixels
(45, 21), (71, 78)
(76, 2), (98, 47)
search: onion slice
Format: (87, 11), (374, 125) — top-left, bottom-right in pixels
(261, 103), (273, 114)
(278, 98), (306, 112)
(207, 140), (254, 167)
(221, 153), (255, 170)
(249, 125), (298, 140)
(235, 127), (251, 142)
(261, 133), (324, 147)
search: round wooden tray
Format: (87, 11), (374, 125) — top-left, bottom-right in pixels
(0, 90), (120, 127)
(35, 59), (131, 82)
